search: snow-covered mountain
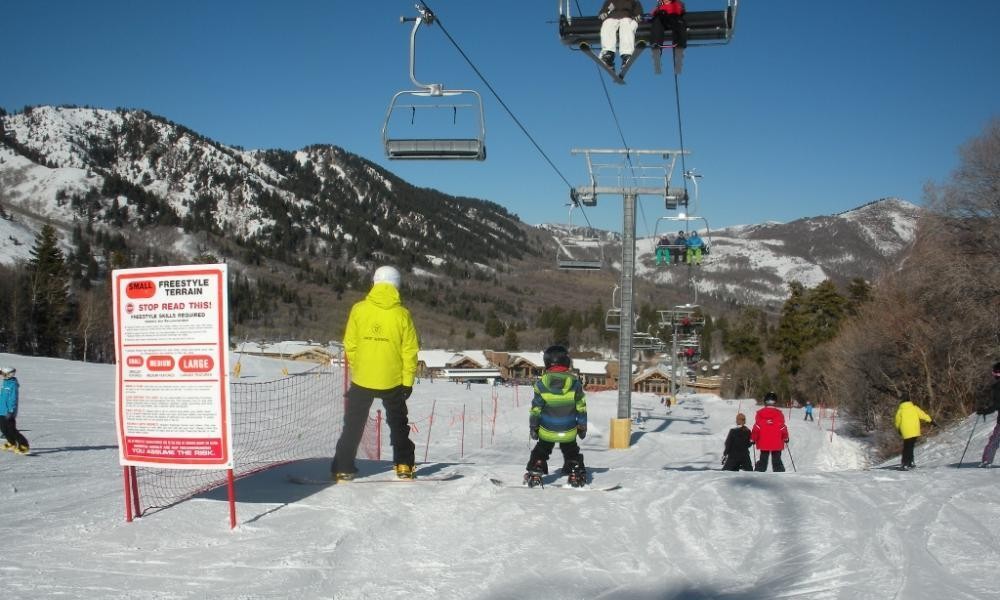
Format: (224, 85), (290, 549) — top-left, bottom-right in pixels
(632, 198), (921, 308)
(0, 105), (529, 275)
(1, 105), (921, 319)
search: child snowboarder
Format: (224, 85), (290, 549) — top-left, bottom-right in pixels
(525, 345), (588, 488)
(893, 395), (934, 470)
(721, 413), (753, 471)
(0, 367), (29, 454)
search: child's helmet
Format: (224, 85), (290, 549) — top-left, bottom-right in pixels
(543, 345), (572, 368)
(0, 367), (15, 377)
(763, 391), (777, 404)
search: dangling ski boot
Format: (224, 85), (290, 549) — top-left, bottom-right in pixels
(600, 51), (615, 68)
(524, 458), (546, 488)
(566, 457), (587, 488)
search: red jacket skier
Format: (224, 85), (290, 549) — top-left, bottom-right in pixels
(751, 392), (789, 471)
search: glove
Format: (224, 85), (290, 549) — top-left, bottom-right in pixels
(577, 425), (587, 439)
(399, 385), (413, 401)
(530, 427), (539, 440)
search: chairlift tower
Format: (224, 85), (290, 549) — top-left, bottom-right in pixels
(571, 148), (688, 449)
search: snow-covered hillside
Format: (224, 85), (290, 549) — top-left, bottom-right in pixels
(3, 352), (997, 599)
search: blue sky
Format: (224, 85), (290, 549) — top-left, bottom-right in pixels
(4, 1), (999, 232)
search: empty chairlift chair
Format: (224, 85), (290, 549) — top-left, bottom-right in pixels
(381, 6), (486, 161)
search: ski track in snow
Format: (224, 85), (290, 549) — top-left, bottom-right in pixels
(2, 353), (1000, 599)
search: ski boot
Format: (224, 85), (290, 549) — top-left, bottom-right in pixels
(1, 441), (12, 452)
(524, 459), (546, 488)
(600, 51), (615, 68)
(332, 472), (355, 483)
(13, 443), (29, 455)
(395, 464), (415, 480)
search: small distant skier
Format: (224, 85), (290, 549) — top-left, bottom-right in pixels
(804, 401), (815, 422)
(893, 394), (934, 471)
(721, 412), (753, 471)
(975, 361), (1000, 468)
(0, 367), (29, 454)
(751, 392), (789, 472)
(525, 345), (588, 488)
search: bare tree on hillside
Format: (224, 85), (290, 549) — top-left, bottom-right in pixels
(822, 120), (1000, 457)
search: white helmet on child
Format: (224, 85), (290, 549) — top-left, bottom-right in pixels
(0, 366), (15, 377)
(372, 265), (401, 288)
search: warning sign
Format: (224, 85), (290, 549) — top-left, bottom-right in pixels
(112, 264), (231, 468)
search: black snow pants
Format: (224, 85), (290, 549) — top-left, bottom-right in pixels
(0, 415), (28, 448)
(331, 383), (415, 475)
(527, 440), (582, 473)
(755, 450), (785, 472)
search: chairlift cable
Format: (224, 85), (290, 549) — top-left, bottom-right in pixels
(416, 0), (574, 190)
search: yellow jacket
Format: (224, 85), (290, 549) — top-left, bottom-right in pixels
(894, 401), (931, 440)
(344, 283), (419, 390)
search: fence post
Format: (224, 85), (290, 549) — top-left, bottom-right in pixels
(829, 409), (837, 443)
(461, 404), (466, 458)
(376, 409), (383, 461)
(423, 399), (436, 463)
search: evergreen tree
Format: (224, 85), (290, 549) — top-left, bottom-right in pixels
(803, 280), (849, 345)
(27, 224), (71, 357)
(773, 281), (807, 374)
(484, 311), (505, 338)
(722, 308), (765, 365)
(503, 327), (519, 352)
(846, 277), (872, 315)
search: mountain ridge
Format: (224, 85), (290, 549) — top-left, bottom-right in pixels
(0, 105), (922, 346)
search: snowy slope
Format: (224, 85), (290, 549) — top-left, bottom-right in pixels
(2, 352), (998, 599)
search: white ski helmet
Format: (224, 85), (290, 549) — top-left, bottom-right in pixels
(372, 265), (401, 288)
(0, 366), (15, 377)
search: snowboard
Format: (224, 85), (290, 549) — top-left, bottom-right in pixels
(489, 477), (622, 492)
(287, 472), (462, 486)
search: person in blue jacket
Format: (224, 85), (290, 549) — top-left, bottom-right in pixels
(804, 400), (815, 421)
(0, 367), (29, 454)
(525, 345), (588, 487)
(685, 231), (705, 265)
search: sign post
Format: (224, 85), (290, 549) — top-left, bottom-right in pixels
(112, 265), (232, 525)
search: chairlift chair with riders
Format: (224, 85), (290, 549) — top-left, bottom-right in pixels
(382, 6), (486, 160)
(556, 201), (605, 270)
(556, 0), (739, 83)
(652, 214), (712, 267)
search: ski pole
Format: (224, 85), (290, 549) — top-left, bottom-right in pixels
(785, 442), (797, 472)
(958, 415), (981, 468)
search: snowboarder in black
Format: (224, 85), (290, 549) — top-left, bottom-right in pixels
(721, 412), (753, 471)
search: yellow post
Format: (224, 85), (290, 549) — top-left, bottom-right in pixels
(609, 418), (631, 449)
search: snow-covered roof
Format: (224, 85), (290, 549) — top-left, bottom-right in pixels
(450, 351), (489, 368)
(234, 340), (340, 356)
(574, 359), (608, 376)
(418, 349), (456, 369)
